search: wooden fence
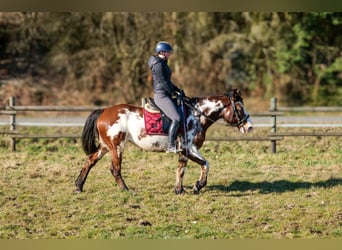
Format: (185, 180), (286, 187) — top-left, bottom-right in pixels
(1, 96), (342, 153)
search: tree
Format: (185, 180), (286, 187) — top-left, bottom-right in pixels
(0, 12), (340, 106)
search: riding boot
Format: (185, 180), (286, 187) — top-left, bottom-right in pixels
(166, 120), (180, 153)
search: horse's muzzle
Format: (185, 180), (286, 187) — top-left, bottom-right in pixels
(239, 120), (253, 134)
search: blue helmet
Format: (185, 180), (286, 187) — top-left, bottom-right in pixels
(155, 41), (173, 53)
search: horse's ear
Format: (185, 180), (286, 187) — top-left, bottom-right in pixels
(233, 89), (244, 102)
(225, 89), (233, 97)
(226, 88), (241, 97)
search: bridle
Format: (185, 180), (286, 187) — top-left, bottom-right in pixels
(227, 94), (250, 128)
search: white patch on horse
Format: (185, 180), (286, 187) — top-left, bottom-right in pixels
(107, 111), (128, 140)
(197, 99), (224, 124)
(126, 110), (167, 151)
(97, 147), (105, 159)
(198, 98), (223, 113)
(126, 111), (143, 137)
(98, 134), (108, 151)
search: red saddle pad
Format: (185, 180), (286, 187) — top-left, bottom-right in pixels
(143, 108), (166, 135)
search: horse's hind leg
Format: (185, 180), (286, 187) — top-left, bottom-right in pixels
(109, 150), (129, 191)
(75, 148), (107, 192)
(175, 155), (188, 195)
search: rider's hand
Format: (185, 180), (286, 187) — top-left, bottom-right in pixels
(172, 90), (182, 99)
(177, 90), (185, 98)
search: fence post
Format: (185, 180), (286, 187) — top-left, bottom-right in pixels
(270, 97), (277, 153)
(9, 96), (16, 151)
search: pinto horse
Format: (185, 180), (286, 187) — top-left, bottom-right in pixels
(75, 89), (253, 194)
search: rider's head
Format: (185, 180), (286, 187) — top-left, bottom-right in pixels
(155, 41), (173, 59)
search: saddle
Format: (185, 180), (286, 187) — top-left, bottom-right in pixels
(143, 97), (191, 136)
(143, 97), (171, 135)
(144, 97), (160, 112)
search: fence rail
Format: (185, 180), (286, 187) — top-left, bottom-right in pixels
(273, 106), (342, 112)
(5, 106), (102, 112)
(272, 132), (342, 137)
(1, 96), (341, 153)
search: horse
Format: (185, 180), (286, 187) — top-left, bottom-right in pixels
(75, 89), (253, 195)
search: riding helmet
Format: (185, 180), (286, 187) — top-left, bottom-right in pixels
(155, 41), (173, 53)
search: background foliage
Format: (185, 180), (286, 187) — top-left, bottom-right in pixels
(0, 12), (341, 106)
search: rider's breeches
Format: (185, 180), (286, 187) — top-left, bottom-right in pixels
(154, 93), (180, 122)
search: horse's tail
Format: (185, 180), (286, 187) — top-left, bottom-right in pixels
(81, 109), (104, 155)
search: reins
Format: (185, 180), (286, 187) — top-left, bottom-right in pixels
(183, 100), (217, 123)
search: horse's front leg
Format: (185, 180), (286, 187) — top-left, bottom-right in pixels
(193, 162), (209, 194)
(175, 155), (188, 195)
(188, 145), (209, 194)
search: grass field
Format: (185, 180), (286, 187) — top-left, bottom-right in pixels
(0, 125), (341, 239)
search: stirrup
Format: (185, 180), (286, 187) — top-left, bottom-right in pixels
(165, 145), (181, 153)
(166, 145), (177, 153)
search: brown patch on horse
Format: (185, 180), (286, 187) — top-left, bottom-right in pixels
(115, 131), (126, 142)
(152, 141), (161, 148)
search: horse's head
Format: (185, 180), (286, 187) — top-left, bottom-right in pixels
(222, 89), (253, 133)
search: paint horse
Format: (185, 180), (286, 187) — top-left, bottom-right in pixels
(75, 89), (253, 194)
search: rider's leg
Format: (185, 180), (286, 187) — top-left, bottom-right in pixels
(154, 94), (181, 153)
(166, 119), (180, 153)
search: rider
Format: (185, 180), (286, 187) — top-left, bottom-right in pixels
(147, 41), (184, 153)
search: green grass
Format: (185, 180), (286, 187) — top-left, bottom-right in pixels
(0, 126), (341, 239)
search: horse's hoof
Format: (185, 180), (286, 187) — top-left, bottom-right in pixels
(175, 188), (186, 195)
(193, 185), (201, 195)
(74, 187), (83, 193)
(193, 180), (205, 194)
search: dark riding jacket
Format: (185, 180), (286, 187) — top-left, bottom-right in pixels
(148, 55), (181, 98)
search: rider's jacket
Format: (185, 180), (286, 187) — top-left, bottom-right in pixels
(148, 55), (181, 98)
